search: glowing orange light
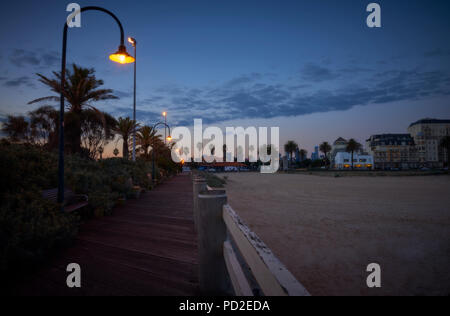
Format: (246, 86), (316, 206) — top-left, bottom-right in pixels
(167, 136), (172, 142)
(109, 45), (135, 64)
(162, 112), (167, 117)
(109, 52), (135, 64)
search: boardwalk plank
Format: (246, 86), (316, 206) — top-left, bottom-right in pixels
(13, 174), (198, 296)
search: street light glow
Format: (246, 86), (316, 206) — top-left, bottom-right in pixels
(109, 45), (135, 64)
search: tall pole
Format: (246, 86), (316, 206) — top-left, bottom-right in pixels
(58, 6), (129, 206)
(164, 113), (167, 145)
(132, 41), (137, 161)
(151, 122), (171, 181)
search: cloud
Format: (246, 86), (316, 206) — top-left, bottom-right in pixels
(301, 63), (340, 82)
(424, 48), (450, 58)
(105, 60), (450, 128)
(114, 90), (133, 98)
(9, 49), (60, 68)
(2, 76), (35, 88)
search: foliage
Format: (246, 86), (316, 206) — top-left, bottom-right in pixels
(29, 106), (59, 148)
(137, 125), (158, 159)
(284, 141), (299, 163)
(1, 115), (30, 142)
(28, 64), (118, 154)
(113, 117), (139, 160)
(80, 109), (116, 159)
(0, 143), (171, 280)
(319, 141), (332, 167)
(196, 171), (227, 188)
(346, 139), (363, 169)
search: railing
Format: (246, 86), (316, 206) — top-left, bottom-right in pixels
(192, 175), (310, 296)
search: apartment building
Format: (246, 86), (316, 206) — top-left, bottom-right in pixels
(366, 134), (419, 170)
(407, 119), (450, 168)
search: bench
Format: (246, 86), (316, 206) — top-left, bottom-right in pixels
(42, 188), (89, 213)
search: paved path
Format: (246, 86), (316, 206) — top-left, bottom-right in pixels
(13, 174), (198, 296)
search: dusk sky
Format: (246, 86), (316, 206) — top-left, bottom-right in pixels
(1, 0), (449, 155)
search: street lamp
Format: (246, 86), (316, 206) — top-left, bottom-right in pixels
(57, 6), (134, 207)
(162, 111), (167, 144)
(151, 122), (171, 182)
(128, 37), (137, 161)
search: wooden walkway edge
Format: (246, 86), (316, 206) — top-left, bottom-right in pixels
(12, 174), (199, 296)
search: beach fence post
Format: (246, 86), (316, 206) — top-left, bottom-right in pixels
(192, 176), (207, 231)
(197, 188), (229, 295)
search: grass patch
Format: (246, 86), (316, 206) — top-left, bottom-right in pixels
(195, 171), (227, 188)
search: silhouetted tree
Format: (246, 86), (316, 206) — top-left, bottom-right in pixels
(319, 141), (332, 167)
(28, 64), (117, 153)
(2, 115), (30, 143)
(346, 139), (362, 170)
(113, 117), (139, 160)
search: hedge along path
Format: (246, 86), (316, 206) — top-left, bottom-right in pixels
(12, 174), (199, 296)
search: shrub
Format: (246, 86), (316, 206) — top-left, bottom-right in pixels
(0, 143), (178, 281)
(0, 191), (78, 279)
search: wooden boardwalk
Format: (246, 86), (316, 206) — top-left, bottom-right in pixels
(13, 174), (199, 296)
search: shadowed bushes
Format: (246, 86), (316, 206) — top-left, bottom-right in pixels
(0, 142), (165, 282)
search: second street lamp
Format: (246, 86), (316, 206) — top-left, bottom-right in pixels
(152, 122), (171, 182)
(57, 6), (134, 208)
(128, 37), (137, 162)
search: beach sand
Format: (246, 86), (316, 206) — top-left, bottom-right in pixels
(221, 173), (450, 296)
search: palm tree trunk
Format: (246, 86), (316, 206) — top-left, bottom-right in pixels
(123, 139), (129, 160)
(351, 151), (354, 170)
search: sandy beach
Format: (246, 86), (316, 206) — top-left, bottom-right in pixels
(221, 173), (450, 296)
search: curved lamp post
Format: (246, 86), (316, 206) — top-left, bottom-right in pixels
(58, 6), (135, 206)
(152, 122), (171, 182)
(128, 37), (137, 162)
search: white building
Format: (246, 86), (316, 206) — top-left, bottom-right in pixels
(334, 152), (374, 170)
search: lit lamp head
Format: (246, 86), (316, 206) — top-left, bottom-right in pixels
(162, 112), (167, 117)
(166, 135), (172, 142)
(109, 45), (135, 64)
(128, 37), (137, 47)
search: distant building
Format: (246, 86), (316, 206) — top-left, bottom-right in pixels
(311, 146), (319, 160)
(407, 118), (450, 168)
(295, 148), (300, 163)
(366, 134), (418, 170)
(331, 137), (352, 165)
(334, 152), (374, 170)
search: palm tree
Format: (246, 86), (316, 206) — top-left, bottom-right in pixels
(113, 117), (139, 160)
(2, 115), (30, 142)
(137, 125), (158, 159)
(440, 136), (450, 167)
(28, 64), (118, 153)
(346, 139), (362, 170)
(284, 141), (298, 165)
(319, 141), (332, 168)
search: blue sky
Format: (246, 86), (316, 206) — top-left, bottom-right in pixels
(1, 0), (449, 154)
